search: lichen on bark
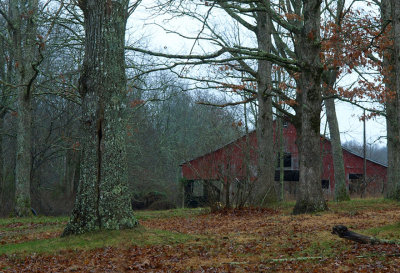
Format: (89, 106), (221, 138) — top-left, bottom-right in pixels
(255, 5), (277, 205)
(291, 0), (328, 214)
(63, 0), (137, 236)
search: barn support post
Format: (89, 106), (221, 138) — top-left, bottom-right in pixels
(180, 178), (185, 209)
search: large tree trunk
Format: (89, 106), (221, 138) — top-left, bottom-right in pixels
(0, 40), (6, 195)
(384, 0), (400, 199)
(0, 113), (4, 202)
(63, 0), (137, 236)
(323, 69), (349, 201)
(256, 5), (277, 204)
(323, 0), (349, 202)
(325, 97), (349, 201)
(14, 87), (33, 216)
(292, 0), (327, 214)
(10, 0), (40, 217)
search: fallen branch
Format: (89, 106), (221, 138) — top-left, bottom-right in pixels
(332, 225), (399, 244)
(223, 252), (400, 265)
(222, 256), (324, 265)
(267, 256), (323, 262)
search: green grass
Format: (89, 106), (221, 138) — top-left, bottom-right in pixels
(301, 239), (350, 258)
(328, 198), (400, 213)
(0, 209), (206, 256)
(365, 222), (400, 239)
(133, 208), (206, 220)
(0, 224), (62, 235)
(0, 216), (68, 226)
(0, 227), (199, 255)
(2, 200), (400, 257)
(268, 198), (400, 215)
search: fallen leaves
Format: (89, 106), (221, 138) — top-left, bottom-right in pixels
(1, 200), (400, 272)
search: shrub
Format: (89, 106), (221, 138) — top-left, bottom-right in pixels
(148, 200), (176, 211)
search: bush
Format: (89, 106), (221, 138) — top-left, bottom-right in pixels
(148, 200), (176, 211)
(131, 191), (168, 210)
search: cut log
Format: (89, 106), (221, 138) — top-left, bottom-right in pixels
(332, 225), (396, 244)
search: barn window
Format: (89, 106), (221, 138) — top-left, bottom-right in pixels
(277, 152), (292, 168)
(349, 173), (363, 180)
(283, 120), (288, 128)
(274, 170), (299, 181)
(321, 179), (330, 189)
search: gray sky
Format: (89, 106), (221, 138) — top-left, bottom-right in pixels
(129, 1), (387, 148)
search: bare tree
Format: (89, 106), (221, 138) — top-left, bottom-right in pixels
(128, 0), (332, 213)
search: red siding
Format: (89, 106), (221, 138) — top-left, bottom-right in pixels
(181, 123), (387, 191)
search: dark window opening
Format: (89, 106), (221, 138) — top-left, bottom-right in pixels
(277, 152), (292, 168)
(274, 170), (299, 181)
(321, 179), (329, 189)
(349, 173), (363, 180)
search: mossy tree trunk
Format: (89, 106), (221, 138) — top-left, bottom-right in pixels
(256, 4), (277, 204)
(7, 0), (40, 217)
(0, 40), (6, 196)
(0, 112), (4, 201)
(63, 0), (137, 236)
(292, 0), (327, 214)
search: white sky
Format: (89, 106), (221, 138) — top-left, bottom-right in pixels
(128, 1), (387, 148)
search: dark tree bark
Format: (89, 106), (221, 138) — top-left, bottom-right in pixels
(256, 3), (277, 204)
(7, 0), (41, 217)
(325, 97), (349, 201)
(63, 0), (137, 236)
(0, 39), (6, 194)
(384, 0), (400, 200)
(292, 0), (327, 214)
(0, 112), (4, 201)
(322, 0), (349, 202)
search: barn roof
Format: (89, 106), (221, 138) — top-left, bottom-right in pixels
(341, 146), (387, 168)
(179, 130), (255, 166)
(180, 129), (387, 168)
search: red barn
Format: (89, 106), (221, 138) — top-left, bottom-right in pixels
(180, 122), (387, 207)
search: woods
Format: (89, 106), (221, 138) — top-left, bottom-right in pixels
(3, 0), (400, 271)
(0, 0), (397, 231)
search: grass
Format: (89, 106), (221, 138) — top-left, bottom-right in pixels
(0, 208), (207, 256)
(327, 197), (400, 213)
(365, 222), (400, 239)
(270, 198), (400, 215)
(0, 227), (199, 256)
(2, 199), (400, 271)
(0, 216), (68, 226)
(133, 207), (206, 220)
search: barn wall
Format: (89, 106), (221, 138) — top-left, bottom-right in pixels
(181, 122), (387, 196)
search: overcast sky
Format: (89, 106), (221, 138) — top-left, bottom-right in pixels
(128, 1), (387, 148)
